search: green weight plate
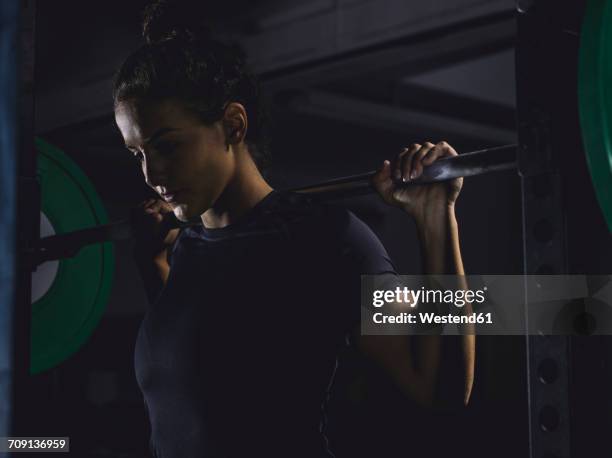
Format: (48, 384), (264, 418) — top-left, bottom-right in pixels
(578, 0), (612, 233)
(32, 138), (114, 374)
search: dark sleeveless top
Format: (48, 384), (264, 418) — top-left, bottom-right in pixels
(134, 190), (397, 458)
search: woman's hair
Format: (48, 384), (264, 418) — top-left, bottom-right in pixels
(113, 0), (271, 173)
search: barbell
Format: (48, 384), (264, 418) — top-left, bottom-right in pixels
(31, 143), (518, 267)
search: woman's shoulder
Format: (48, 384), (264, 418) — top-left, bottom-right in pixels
(272, 191), (353, 237)
(279, 192), (396, 271)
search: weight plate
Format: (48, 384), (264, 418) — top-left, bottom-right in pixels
(32, 138), (114, 374)
(578, 0), (612, 233)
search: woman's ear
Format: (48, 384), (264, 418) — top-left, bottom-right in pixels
(222, 102), (248, 148)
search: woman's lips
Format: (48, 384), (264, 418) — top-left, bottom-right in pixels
(161, 189), (186, 202)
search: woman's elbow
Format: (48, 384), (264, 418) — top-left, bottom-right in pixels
(430, 378), (473, 411)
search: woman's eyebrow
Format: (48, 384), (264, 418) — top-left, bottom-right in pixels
(144, 127), (180, 144)
(125, 127), (180, 150)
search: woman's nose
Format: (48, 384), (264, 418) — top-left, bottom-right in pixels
(142, 155), (168, 189)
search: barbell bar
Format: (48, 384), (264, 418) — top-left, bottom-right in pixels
(29, 143), (517, 266)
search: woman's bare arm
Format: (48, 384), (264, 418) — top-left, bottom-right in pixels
(413, 204), (474, 407)
(358, 141), (475, 409)
(356, 206), (474, 409)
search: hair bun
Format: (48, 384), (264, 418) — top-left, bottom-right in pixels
(142, 0), (212, 44)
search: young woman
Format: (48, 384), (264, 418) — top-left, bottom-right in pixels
(116, 1), (474, 456)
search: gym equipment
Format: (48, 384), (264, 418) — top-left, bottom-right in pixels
(1, 0), (19, 440)
(291, 144), (516, 197)
(30, 143), (518, 266)
(30, 138), (114, 374)
(578, 0), (612, 233)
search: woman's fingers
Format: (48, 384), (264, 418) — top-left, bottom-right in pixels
(135, 199), (171, 224)
(377, 140), (463, 213)
(396, 144), (420, 182)
(148, 199), (173, 213)
(131, 199), (180, 258)
(405, 141), (459, 179)
(142, 199), (173, 221)
(423, 141), (458, 165)
(421, 142), (443, 166)
(409, 142), (437, 180)
(371, 160), (394, 200)
(381, 140), (458, 187)
(139, 198), (157, 211)
(393, 147), (411, 181)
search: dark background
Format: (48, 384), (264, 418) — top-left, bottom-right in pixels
(29, 0), (528, 456)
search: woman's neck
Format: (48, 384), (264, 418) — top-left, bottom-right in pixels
(200, 152), (273, 229)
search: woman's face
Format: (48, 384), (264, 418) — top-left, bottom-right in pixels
(115, 98), (235, 221)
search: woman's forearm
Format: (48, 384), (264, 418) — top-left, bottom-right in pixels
(416, 204), (464, 275)
(414, 205), (475, 407)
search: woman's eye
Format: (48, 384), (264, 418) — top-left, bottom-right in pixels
(155, 142), (178, 155)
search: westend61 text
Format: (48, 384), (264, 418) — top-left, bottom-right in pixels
(372, 312), (493, 325)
